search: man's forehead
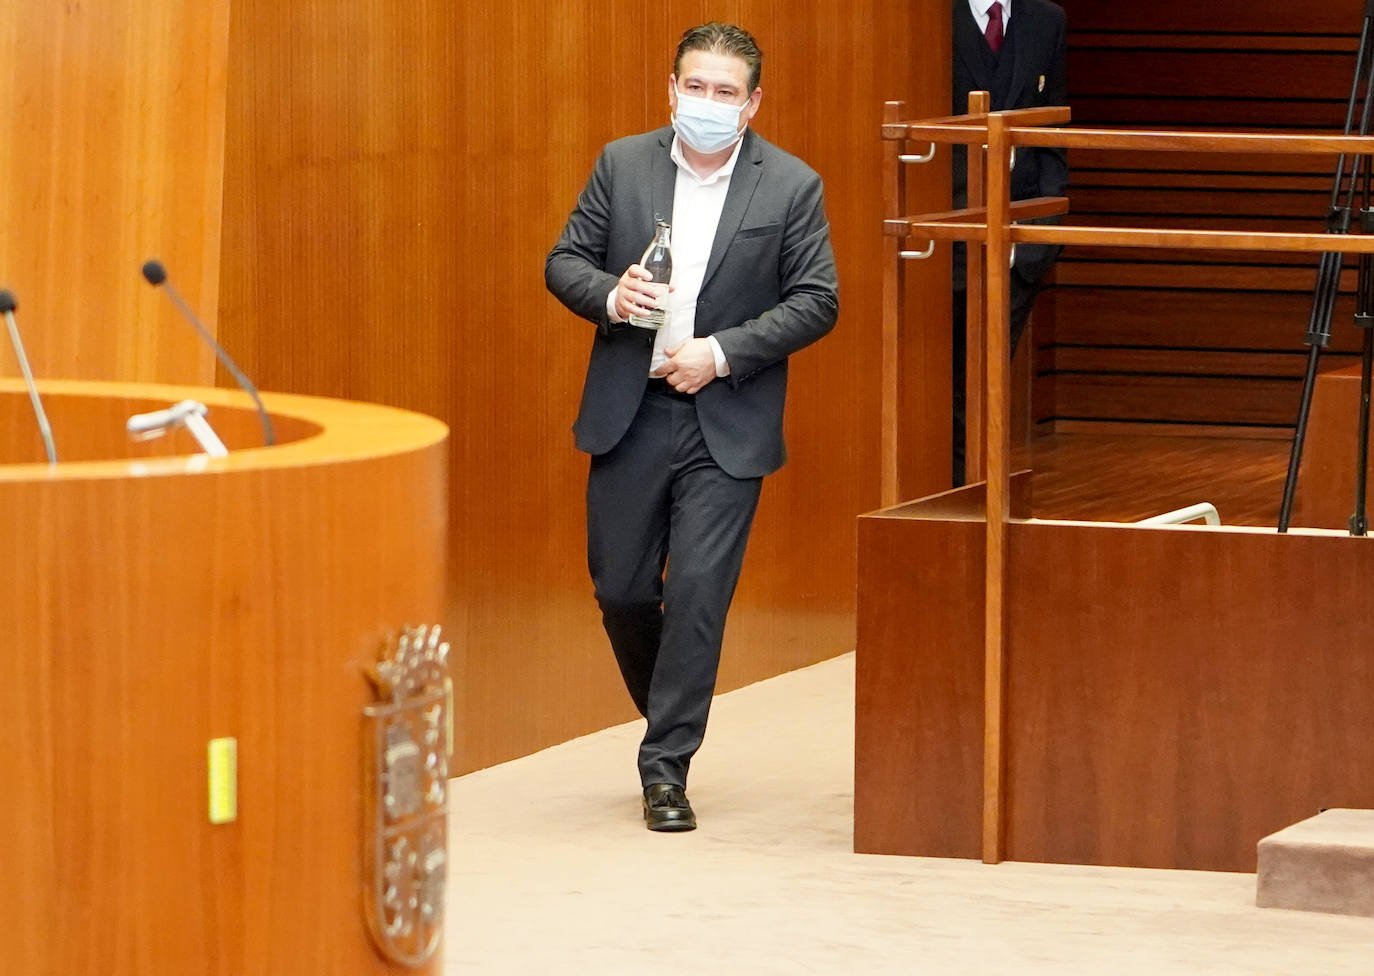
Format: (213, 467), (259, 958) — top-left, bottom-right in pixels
(675, 50), (751, 86)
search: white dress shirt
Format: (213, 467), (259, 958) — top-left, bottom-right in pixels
(968, 0), (1011, 33)
(607, 133), (741, 377)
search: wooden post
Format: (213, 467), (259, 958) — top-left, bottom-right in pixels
(982, 109), (1013, 865)
(881, 100), (906, 508)
(965, 91), (989, 485)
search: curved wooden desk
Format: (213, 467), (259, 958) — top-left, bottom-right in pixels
(1, 380), (449, 976)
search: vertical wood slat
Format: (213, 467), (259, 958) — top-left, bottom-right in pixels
(982, 110), (1014, 865)
(0, 1), (230, 385)
(882, 100), (906, 509)
(965, 90), (990, 484)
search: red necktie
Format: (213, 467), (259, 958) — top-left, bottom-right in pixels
(985, 2), (1005, 53)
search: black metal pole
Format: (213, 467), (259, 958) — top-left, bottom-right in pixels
(1280, 344), (1332, 532)
(1277, 10), (1374, 532)
(1352, 326), (1373, 535)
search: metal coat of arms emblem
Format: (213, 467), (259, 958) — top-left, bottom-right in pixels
(363, 625), (451, 967)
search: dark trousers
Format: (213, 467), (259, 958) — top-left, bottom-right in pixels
(586, 382), (762, 788)
(952, 273), (1039, 486)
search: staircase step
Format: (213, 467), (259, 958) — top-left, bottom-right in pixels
(1257, 809), (1374, 917)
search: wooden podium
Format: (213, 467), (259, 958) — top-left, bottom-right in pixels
(0, 379), (449, 976)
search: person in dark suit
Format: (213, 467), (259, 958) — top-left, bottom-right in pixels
(952, 0), (1067, 484)
(545, 23), (838, 832)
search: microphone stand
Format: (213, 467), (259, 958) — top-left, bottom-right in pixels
(0, 290), (57, 465)
(141, 260), (276, 447)
(1278, 0), (1374, 533)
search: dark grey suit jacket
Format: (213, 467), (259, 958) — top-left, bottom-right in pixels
(952, 0), (1068, 287)
(545, 126), (838, 479)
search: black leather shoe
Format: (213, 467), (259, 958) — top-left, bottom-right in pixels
(642, 783), (696, 832)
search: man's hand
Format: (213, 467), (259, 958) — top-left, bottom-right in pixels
(653, 338), (718, 394)
(614, 264), (672, 321)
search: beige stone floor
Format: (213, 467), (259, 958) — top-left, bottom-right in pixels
(447, 655), (1374, 974)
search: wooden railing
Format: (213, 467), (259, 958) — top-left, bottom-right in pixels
(881, 104), (1374, 864)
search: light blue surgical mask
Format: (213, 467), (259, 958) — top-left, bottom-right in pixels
(672, 92), (746, 155)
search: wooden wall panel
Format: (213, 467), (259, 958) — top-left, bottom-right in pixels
(217, 3), (943, 772)
(0, 1), (229, 384)
(1065, 3), (1363, 33)
(857, 508), (1374, 871)
(1052, 374), (1301, 427)
(1292, 365), (1374, 528)
(1006, 521), (1374, 871)
(854, 476), (1033, 858)
(854, 510), (985, 859)
(1044, 1), (1369, 432)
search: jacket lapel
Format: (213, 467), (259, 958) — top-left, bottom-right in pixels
(954, 0), (992, 93)
(700, 131), (763, 292)
(1005, 0), (1039, 108)
(651, 129), (676, 231)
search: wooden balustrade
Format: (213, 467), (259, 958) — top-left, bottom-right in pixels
(881, 103), (1374, 863)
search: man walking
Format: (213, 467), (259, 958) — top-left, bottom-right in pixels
(545, 23), (838, 831)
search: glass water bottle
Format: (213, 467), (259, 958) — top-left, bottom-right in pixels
(629, 219), (672, 330)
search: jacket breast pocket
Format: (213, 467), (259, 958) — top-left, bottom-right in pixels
(735, 222), (782, 241)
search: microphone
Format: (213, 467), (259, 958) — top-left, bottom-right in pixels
(141, 259), (275, 447)
(127, 399), (229, 458)
(0, 289), (58, 464)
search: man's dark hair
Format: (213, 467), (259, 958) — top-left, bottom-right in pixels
(674, 23), (763, 92)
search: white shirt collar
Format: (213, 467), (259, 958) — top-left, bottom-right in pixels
(970, 0), (1010, 20)
(670, 132), (746, 186)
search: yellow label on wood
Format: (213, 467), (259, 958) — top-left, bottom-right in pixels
(207, 737), (238, 824)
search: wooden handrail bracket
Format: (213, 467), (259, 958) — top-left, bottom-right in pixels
(882, 123), (990, 145)
(882, 105), (1071, 142)
(881, 111), (987, 140)
(885, 197), (1070, 238)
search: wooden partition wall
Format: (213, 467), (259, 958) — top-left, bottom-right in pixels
(856, 500), (1374, 871)
(215, 3), (948, 772)
(1037, 0), (1370, 433)
(0, 1), (229, 384)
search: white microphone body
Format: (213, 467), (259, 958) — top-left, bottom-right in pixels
(127, 399), (229, 458)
